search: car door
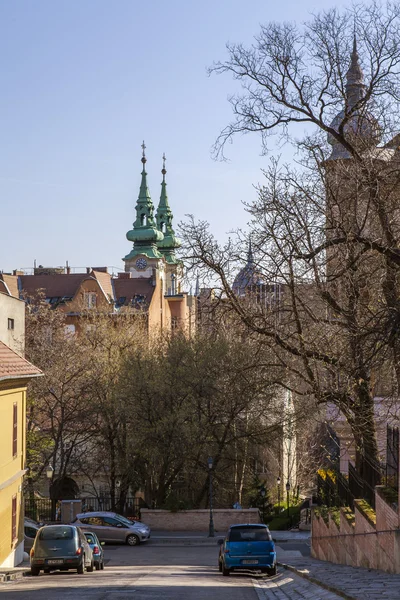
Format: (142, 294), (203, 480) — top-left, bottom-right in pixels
(101, 517), (127, 542)
(86, 517), (107, 541)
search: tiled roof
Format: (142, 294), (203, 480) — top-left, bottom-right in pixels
(19, 273), (89, 299)
(0, 341), (42, 382)
(92, 271), (114, 302)
(113, 277), (155, 308)
(0, 274), (19, 298)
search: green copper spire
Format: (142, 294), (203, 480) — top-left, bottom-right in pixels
(156, 153), (181, 264)
(124, 142), (164, 262)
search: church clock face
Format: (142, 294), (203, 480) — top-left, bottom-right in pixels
(136, 257), (148, 270)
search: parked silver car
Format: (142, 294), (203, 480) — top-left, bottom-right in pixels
(72, 511), (150, 546)
(30, 525), (93, 575)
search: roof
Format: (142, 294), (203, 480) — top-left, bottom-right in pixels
(20, 273), (90, 299)
(0, 341), (42, 382)
(92, 271), (114, 301)
(113, 277), (155, 308)
(0, 274), (19, 298)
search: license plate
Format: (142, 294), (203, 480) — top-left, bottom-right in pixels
(47, 559), (63, 565)
(242, 559), (258, 565)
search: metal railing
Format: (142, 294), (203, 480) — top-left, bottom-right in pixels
(24, 496), (141, 523)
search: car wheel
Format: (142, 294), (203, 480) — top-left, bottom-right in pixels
(77, 558), (85, 575)
(267, 565), (277, 576)
(222, 563), (230, 576)
(87, 559), (94, 573)
(126, 534), (140, 546)
(95, 562), (100, 571)
(101, 560), (105, 570)
(30, 567), (40, 577)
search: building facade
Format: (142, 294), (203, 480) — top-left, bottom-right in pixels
(0, 148), (196, 337)
(0, 293), (42, 567)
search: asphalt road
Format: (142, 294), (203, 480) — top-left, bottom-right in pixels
(0, 545), (259, 600)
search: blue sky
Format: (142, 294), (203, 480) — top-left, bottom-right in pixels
(0, 0), (340, 273)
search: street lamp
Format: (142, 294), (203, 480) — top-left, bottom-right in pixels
(286, 480), (291, 525)
(277, 476), (281, 513)
(46, 465), (54, 522)
(260, 486), (266, 523)
(207, 457), (215, 537)
(46, 465), (54, 489)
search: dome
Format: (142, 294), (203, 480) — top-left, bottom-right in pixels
(232, 244), (266, 297)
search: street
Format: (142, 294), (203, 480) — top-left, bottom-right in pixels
(1, 543), (343, 600)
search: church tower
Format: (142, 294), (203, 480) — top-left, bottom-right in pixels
(123, 143), (164, 276)
(155, 154), (182, 295)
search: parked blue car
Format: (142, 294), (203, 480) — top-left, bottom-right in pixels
(218, 524), (277, 576)
(83, 531), (105, 570)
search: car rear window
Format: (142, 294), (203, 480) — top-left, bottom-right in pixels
(228, 527), (272, 542)
(84, 533), (96, 544)
(39, 526), (74, 540)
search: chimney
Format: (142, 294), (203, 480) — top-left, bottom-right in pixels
(118, 272), (132, 279)
(86, 267), (91, 274)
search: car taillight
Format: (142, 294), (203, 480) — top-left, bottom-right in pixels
(76, 547), (82, 555)
(30, 549), (34, 557)
(93, 545), (99, 555)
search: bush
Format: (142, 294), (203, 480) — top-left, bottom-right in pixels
(268, 517), (291, 530)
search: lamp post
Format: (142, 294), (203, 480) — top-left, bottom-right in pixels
(277, 476), (281, 513)
(46, 465), (54, 521)
(260, 486), (266, 523)
(207, 457), (215, 537)
(286, 480), (291, 526)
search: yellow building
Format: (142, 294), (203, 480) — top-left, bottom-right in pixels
(0, 294), (42, 568)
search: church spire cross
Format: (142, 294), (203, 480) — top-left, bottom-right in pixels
(141, 140), (147, 164)
(162, 152), (167, 181)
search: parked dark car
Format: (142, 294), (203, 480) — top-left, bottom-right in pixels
(24, 519), (40, 552)
(72, 511), (150, 546)
(83, 531), (105, 570)
(218, 524), (277, 576)
(30, 525), (93, 576)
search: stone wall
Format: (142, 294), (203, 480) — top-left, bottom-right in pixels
(140, 508), (261, 531)
(311, 489), (400, 574)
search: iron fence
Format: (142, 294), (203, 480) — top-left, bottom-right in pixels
(318, 444), (397, 512)
(25, 496), (141, 523)
(25, 498), (59, 523)
(386, 425), (399, 491)
(81, 496), (141, 518)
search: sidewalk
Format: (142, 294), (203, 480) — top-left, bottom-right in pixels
(279, 555), (400, 600)
(149, 530), (221, 546)
(0, 561), (30, 583)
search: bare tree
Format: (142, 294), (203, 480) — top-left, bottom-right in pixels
(181, 3), (400, 469)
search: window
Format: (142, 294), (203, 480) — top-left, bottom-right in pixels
(12, 403), (17, 457)
(64, 324), (76, 336)
(39, 526), (73, 540)
(25, 526), (38, 539)
(12, 496), (17, 542)
(84, 292), (97, 309)
(102, 517), (122, 527)
(228, 526), (271, 542)
(8, 318), (14, 330)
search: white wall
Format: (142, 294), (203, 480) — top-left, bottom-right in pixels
(0, 293), (25, 354)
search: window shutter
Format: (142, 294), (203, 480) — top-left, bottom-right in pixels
(11, 495), (17, 541)
(12, 403), (18, 457)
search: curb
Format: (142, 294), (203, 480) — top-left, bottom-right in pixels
(277, 561), (357, 600)
(0, 569), (30, 583)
